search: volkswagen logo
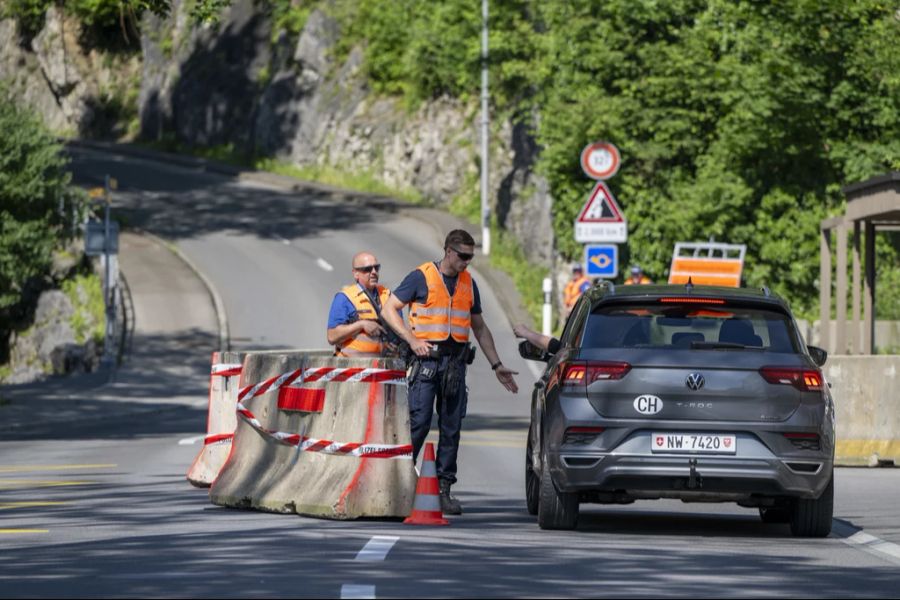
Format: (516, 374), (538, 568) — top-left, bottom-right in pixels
(685, 373), (705, 391)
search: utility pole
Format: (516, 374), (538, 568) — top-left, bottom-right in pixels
(480, 0), (491, 256)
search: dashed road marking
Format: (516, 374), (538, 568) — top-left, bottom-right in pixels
(0, 502), (68, 510)
(0, 529), (49, 535)
(317, 258), (334, 272)
(0, 464), (116, 473)
(0, 480), (96, 489)
(178, 435), (205, 446)
(355, 536), (399, 561)
(341, 584), (375, 599)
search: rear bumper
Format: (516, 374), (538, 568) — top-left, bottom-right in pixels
(550, 451), (832, 500)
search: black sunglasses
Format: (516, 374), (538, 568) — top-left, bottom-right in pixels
(450, 247), (474, 261)
(354, 264), (381, 273)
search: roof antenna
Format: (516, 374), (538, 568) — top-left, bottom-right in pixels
(685, 277), (694, 294)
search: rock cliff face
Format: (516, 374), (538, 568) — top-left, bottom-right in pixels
(1, 0), (558, 284)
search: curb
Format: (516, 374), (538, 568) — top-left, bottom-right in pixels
(133, 229), (231, 352)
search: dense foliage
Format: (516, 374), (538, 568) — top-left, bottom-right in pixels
(4, 0), (899, 319)
(0, 88), (83, 322)
(323, 0), (900, 318)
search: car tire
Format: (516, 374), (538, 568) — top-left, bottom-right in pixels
(537, 448), (578, 530)
(790, 471), (834, 537)
(525, 433), (539, 516)
(758, 506), (791, 524)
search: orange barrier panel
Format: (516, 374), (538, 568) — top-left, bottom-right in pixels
(668, 242), (745, 287)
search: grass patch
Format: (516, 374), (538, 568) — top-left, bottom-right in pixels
(61, 274), (105, 345)
(488, 225), (549, 329)
(254, 158), (426, 205)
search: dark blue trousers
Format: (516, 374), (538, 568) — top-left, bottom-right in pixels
(408, 355), (468, 484)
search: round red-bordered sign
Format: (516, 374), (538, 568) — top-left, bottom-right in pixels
(580, 141), (620, 180)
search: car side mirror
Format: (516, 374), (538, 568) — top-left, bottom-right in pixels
(807, 345), (827, 367)
(518, 340), (550, 362)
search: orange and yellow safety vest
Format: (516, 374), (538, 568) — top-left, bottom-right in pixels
(335, 284), (392, 357)
(624, 275), (653, 285)
(563, 275), (590, 309)
(409, 262), (473, 343)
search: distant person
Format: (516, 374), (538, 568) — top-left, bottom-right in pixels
(513, 323), (561, 355)
(326, 252), (393, 357)
(563, 264), (591, 318)
(624, 264), (653, 285)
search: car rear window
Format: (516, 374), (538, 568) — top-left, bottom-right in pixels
(580, 303), (800, 352)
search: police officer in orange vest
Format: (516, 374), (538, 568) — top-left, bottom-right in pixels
(624, 264), (653, 285)
(382, 230), (519, 515)
(563, 263), (591, 319)
(326, 252), (394, 357)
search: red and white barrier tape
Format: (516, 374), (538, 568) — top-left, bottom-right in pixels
(235, 402), (412, 459)
(238, 367), (406, 402)
(211, 363), (242, 377)
(204, 433), (234, 445)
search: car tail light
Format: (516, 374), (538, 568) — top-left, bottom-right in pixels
(659, 297), (726, 305)
(759, 367), (824, 391)
(563, 426), (605, 445)
(783, 432), (821, 451)
(561, 361), (631, 388)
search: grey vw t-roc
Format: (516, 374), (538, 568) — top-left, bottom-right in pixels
(521, 283), (834, 536)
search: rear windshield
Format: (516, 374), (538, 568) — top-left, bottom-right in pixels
(580, 303), (800, 353)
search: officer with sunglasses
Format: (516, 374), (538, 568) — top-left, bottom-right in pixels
(327, 252), (394, 357)
(382, 229), (519, 515)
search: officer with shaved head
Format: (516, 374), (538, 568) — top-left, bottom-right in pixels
(326, 252), (393, 357)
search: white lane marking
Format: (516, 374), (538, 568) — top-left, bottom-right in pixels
(355, 535), (399, 561)
(340, 584), (375, 599)
(832, 520), (900, 566)
(178, 436), (204, 446)
(317, 258), (334, 272)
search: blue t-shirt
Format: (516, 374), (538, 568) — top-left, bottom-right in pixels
(392, 263), (482, 314)
(327, 292), (359, 329)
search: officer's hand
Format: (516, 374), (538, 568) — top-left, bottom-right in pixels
(495, 365), (519, 394)
(512, 323), (528, 339)
(410, 338), (432, 357)
(360, 320), (385, 337)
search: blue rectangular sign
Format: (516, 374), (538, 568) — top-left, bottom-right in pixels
(584, 244), (618, 278)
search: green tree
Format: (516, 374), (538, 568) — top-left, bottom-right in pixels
(0, 87), (83, 320)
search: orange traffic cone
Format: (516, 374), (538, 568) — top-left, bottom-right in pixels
(404, 442), (450, 526)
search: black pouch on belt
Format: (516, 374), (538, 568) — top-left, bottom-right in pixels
(441, 348), (467, 399)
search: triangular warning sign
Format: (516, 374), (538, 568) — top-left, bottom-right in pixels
(576, 182), (625, 223)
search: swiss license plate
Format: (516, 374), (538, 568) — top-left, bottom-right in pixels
(651, 433), (737, 454)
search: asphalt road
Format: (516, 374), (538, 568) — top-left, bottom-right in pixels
(1, 146), (899, 598)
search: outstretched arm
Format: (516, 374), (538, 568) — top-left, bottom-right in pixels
(471, 313), (518, 393)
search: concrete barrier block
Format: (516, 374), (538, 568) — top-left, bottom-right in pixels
(827, 355), (900, 466)
(186, 351), (242, 487)
(209, 352), (417, 519)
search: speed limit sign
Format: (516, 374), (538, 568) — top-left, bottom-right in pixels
(580, 141), (620, 180)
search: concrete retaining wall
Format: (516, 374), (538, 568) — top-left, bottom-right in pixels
(827, 355), (900, 466)
(209, 351), (417, 519)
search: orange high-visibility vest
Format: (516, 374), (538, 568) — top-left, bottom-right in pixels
(335, 284), (392, 357)
(624, 275), (653, 285)
(409, 262), (473, 343)
(563, 275), (590, 309)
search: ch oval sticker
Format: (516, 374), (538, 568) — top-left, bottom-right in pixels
(634, 395), (663, 415)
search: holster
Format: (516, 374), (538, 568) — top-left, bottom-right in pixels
(440, 344), (469, 399)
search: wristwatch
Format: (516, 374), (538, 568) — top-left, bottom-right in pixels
(491, 361), (503, 371)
